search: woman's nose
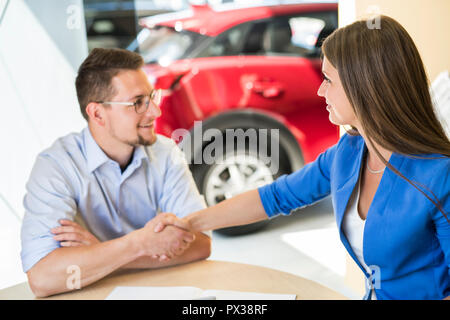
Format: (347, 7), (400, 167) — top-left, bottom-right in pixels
(317, 81), (325, 97)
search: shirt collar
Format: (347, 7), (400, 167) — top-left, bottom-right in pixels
(83, 127), (110, 173)
(83, 127), (151, 173)
(130, 145), (149, 168)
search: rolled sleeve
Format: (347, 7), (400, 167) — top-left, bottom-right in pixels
(159, 142), (211, 237)
(20, 155), (77, 273)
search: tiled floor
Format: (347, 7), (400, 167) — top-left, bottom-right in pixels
(0, 196), (361, 299)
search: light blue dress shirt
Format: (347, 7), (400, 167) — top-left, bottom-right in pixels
(21, 127), (207, 273)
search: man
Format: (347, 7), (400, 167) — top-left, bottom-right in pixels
(21, 48), (211, 298)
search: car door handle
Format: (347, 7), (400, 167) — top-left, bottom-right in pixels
(251, 80), (284, 98)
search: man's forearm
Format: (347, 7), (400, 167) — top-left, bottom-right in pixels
(122, 232), (211, 269)
(27, 231), (142, 298)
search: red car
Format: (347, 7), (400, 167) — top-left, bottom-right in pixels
(136, 3), (339, 234)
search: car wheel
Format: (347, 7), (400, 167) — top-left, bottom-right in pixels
(192, 131), (291, 235)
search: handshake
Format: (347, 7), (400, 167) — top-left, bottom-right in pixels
(131, 213), (195, 262)
(51, 213), (196, 263)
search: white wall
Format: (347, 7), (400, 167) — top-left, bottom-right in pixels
(0, 0), (87, 289)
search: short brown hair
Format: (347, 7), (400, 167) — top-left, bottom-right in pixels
(75, 48), (144, 120)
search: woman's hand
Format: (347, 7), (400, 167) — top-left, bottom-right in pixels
(153, 212), (191, 233)
(51, 219), (100, 247)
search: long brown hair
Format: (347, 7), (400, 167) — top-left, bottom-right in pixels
(322, 15), (450, 221)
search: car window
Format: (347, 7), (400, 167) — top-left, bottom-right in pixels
(135, 26), (207, 66)
(289, 17), (325, 51)
(242, 11), (337, 58)
(171, 10), (337, 60)
(241, 22), (268, 55)
(195, 23), (250, 58)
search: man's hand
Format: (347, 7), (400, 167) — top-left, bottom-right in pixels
(150, 213), (193, 262)
(132, 213), (195, 261)
(51, 219), (100, 247)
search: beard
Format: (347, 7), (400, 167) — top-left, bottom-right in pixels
(128, 129), (157, 146)
(109, 125), (157, 147)
(135, 133), (157, 146)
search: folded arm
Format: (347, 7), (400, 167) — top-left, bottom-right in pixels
(27, 216), (196, 298)
(121, 231), (211, 269)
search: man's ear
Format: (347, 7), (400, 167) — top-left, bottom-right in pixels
(86, 102), (106, 126)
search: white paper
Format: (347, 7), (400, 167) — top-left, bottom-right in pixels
(106, 286), (203, 300)
(202, 289), (296, 300)
(105, 286), (296, 300)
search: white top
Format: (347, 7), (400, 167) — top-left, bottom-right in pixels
(342, 171), (377, 300)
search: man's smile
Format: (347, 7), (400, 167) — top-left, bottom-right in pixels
(138, 123), (154, 129)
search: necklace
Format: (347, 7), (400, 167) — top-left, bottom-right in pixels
(366, 160), (385, 174)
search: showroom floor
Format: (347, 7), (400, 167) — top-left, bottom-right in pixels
(209, 196), (363, 300)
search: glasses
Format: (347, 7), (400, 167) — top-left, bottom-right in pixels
(97, 89), (162, 114)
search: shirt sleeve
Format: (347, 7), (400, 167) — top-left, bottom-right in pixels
(258, 138), (339, 218)
(20, 154), (77, 273)
(159, 142), (211, 237)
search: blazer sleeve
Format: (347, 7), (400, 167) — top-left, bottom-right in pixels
(258, 137), (340, 218)
(431, 162), (450, 272)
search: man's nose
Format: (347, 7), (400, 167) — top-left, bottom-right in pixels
(145, 101), (161, 118)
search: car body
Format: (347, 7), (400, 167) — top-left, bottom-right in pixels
(136, 2), (340, 234)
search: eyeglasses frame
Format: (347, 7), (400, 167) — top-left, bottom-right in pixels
(96, 89), (162, 114)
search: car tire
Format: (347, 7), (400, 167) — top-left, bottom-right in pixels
(191, 127), (292, 236)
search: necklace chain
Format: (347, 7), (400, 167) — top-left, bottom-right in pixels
(366, 160), (385, 174)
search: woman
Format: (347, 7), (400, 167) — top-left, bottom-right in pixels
(155, 16), (450, 300)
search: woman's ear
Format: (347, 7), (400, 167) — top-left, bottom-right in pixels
(85, 102), (106, 127)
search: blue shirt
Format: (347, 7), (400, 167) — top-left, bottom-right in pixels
(21, 127), (207, 273)
(259, 133), (450, 300)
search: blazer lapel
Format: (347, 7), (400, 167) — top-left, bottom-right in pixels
(334, 138), (368, 273)
(335, 138), (366, 231)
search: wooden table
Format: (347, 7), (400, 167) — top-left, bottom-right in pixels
(0, 260), (347, 300)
